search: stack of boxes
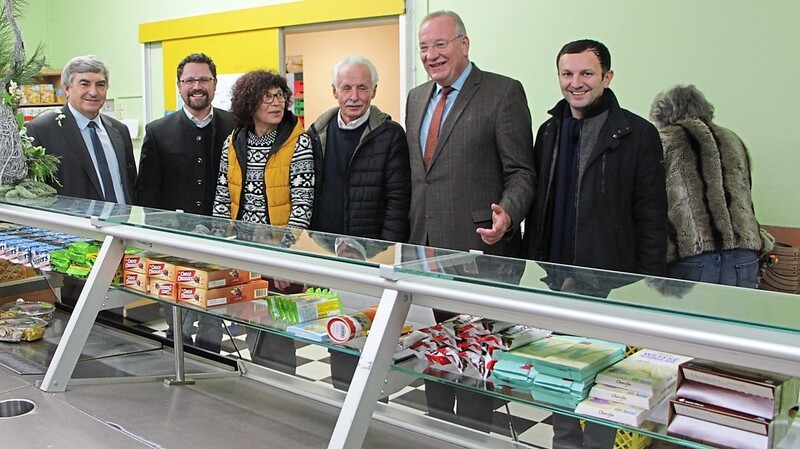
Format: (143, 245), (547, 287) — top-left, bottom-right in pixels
(494, 335), (626, 409)
(575, 349), (692, 426)
(285, 55), (304, 126)
(667, 360), (799, 449)
(18, 80), (66, 122)
(120, 252), (266, 308)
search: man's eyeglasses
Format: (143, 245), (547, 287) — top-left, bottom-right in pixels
(262, 91), (287, 104)
(419, 35), (464, 54)
(179, 77), (214, 86)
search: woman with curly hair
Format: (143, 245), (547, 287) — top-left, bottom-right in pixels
(213, 69), (314, 229)
(212, 70), (314, 374)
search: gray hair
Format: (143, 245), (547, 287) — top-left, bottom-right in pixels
(61, 55), (109, 86)
(421, 10), (468, 36)
(332, 55), (379, 87)
(650, 84), (715, 129)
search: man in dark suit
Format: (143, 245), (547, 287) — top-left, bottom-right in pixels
(405, 10), (536, 432)
(26, 55), (137, 311)
(26, 55), (137, 204)
(135, 53), (235, 353)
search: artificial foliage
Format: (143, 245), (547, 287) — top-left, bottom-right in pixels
(0, 0), (59, 199)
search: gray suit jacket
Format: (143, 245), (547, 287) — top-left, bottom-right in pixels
(405, 64), (535, 256)
(26, 105), (137, 203)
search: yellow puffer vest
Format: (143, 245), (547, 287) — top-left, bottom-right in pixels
(226, 121), (304, 225)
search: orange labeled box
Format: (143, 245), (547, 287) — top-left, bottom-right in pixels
(178, 279), (269, 308)
(148, 279), (177, 301)
(122, 252), (149, 274)
(174, 261), (260, 289)
(122, 271), (149, 293)
(146, 256), (182, 282)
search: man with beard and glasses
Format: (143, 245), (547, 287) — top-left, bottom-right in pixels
(135, 52), (235, 353)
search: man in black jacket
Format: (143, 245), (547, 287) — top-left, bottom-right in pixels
(135, 53), (235, 352)
(522, 40), (668, 449)
(309, 55), (410, 242)
(307, 55), (411, 392)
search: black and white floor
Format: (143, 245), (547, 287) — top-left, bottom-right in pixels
(134, 317), (557, 449)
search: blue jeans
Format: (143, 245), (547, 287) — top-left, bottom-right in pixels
(667, 249), (759, 288)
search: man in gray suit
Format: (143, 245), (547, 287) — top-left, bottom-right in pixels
(405, 10), (535, 432)
(27, 55), (136, 204)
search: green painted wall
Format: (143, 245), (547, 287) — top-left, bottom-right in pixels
(418, 0), (799, 227)
(17, 0), (800, 226)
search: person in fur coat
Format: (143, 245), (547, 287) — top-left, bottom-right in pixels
(650, 84), (771, 287)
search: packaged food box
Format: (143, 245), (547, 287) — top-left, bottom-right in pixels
(40, 84), (55, 103)
(21, 84), (40, 104)
(575, 397), (648, 427)
(174, 261), (260, 289)
(595, 349), (693, 396)
(267, 288), (341, 323)
(146, 255), (182, 282)
(677, 359), (799, 419)
(122, 251), (149, 274)
(148, 279), (177, 301)
(668, 397), (793, 449)
(122, 270), (149, 293)
(178, 279), (269, 308)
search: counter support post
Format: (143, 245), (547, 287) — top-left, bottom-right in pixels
(328, 288), (411, 449)
(164, 306), (195, 386)
(39, 235), (126, 392)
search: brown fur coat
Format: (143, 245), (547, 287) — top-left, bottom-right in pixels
(659, 119), (764, 262)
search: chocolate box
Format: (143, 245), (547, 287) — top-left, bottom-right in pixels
(122, 271), (149, 293)
(174, 261), (260, 289)
(146, 255), (182, 282)
(177, 279), (269, 308)
(148, 279), (177, 301)
(122, 252), (149, 274)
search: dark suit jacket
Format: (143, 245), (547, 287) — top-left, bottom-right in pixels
(135, 108), (235, 215)
(405, 64), (536, 256)
(26, 105), (137, 203)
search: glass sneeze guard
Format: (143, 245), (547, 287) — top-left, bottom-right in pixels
(396, 249), (800, 335)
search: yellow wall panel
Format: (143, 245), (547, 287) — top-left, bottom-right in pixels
(140, 0), (404, 43)
(162, 29), (280, 111)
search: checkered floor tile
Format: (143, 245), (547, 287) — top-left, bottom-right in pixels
(137, 316), (555, 448)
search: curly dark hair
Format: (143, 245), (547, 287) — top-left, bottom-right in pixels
(230, 70), (293, 127)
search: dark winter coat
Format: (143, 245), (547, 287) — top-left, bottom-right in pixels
(522, 89), (668, 277)
(136, 108), (234, 215)
(308, 105), (411, 242)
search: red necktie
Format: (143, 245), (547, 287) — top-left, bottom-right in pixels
(423, 86), (453, 169)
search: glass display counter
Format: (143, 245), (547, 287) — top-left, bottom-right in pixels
(1, 195), (799, 449)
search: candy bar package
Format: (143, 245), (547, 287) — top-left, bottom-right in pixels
(575, 397), (649, 427)
(174, 261), (260, 290)
(595, 349), (693, 396)
(267, 288), (341, 323)
(178, 279), (269, 308)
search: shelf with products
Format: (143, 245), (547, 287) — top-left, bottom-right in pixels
(1, 194), (799, 449)
(18, 68), (65, 121)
